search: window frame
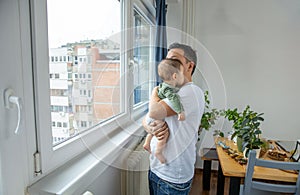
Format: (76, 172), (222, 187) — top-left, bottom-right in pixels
(131, 1), (156, 119)
(30, 0), (155, 177)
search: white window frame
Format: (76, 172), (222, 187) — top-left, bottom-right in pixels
(131, 0), (156, 120)
(30, 0), (155, 180)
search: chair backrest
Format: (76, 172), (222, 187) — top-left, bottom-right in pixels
(243, 150), (300, 195)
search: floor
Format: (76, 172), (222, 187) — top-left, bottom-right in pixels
(189, 169), (229, 195)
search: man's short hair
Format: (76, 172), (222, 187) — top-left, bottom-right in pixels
(168, 42), (197, 75)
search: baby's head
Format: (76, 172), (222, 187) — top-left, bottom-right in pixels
(158, 58), (185, 87)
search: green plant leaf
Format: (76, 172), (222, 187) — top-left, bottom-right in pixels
(219, 132), (224, 137)
(254, 130), (262, 134)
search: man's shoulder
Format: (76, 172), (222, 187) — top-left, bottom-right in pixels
(180, 83), (203, 95)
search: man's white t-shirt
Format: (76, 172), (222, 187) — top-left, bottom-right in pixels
(150, 82), (205, 183)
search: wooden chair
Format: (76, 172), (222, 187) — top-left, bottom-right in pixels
(240, 150), (300, 195)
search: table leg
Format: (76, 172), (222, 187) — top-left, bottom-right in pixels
(217, 163), (224, 195)
(229, 177), (241, 195)
(202, 160), (212, 190)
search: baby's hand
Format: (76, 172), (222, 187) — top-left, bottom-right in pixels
(178, 112), (185, 121)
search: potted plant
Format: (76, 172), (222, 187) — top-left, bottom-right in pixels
(223, 107), (245, 152)
(199, 91), (222, 139)
(225, 105), (264, 157)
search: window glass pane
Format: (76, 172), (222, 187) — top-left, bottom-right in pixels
(133, 11), (151, 105)
(47, 0), (121, 146)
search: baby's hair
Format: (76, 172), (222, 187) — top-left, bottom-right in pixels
(158, 58), (183, 81)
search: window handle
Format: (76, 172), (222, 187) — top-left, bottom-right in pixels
(4, 88), (23, 134)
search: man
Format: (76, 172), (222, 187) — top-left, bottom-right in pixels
(143, 43), (205, 195)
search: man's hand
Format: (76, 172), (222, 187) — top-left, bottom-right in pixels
(142, 117), (169, 141)
(151, 120), (169, 140)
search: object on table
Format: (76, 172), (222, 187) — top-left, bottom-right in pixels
(218, 141), (230, 149)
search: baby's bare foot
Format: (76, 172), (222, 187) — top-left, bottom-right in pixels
(143, 144), (152, 154)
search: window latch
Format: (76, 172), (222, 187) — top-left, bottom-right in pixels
(3, 88), (23, 134)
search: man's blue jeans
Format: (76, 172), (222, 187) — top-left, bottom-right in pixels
(148, 170), (193, 195)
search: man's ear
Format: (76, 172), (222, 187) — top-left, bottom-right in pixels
(189, 62), (195, 72)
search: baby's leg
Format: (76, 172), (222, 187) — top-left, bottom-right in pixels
(143, 134), (153, 153)
(155, 133), (169, 164)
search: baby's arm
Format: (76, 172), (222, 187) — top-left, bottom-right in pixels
(163, 90), (185, 120)
(148, 87), (177, 119)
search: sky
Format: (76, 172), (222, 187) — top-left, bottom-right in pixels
(47, 0), (121, 48)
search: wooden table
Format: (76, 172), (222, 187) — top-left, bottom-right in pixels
(216, 138), (299, 195)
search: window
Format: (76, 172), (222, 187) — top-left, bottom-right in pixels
(46, 0), (123, 144)
(31, 0), (154, 175)
(133, 9), (154, 106)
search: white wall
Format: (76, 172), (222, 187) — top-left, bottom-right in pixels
(168, 0), (300, 141)
(195, 0), (300, 140)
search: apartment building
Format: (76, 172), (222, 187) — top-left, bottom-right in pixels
(49, 40), (120, 145)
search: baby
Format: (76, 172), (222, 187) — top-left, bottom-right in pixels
(143, 58), (185, 163)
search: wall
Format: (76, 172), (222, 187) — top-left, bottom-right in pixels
(166, 0), (300, 169)
(194, 0), (300, 140)
(168, 0), (300, 141)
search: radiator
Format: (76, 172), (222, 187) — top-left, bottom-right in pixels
(124, 140), (150, 195)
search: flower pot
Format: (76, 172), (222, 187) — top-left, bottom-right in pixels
(236, 136), (243, 152)
(243, 148), (261, 159)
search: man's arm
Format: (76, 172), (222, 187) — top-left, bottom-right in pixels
(142, 86), (174, 140)
(148, 87), (176, 119)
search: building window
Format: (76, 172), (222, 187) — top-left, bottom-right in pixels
(81, 121), (87, 128)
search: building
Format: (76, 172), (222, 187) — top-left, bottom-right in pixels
(49, 40), (120, 145)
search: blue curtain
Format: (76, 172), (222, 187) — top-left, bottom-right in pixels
(155, 0), (167, 84)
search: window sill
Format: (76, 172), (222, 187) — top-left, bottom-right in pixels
(28, 117), (146, 195)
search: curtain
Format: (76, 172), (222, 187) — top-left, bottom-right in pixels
(182, 0), (196, 45)
(155, 0), (167, 84)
